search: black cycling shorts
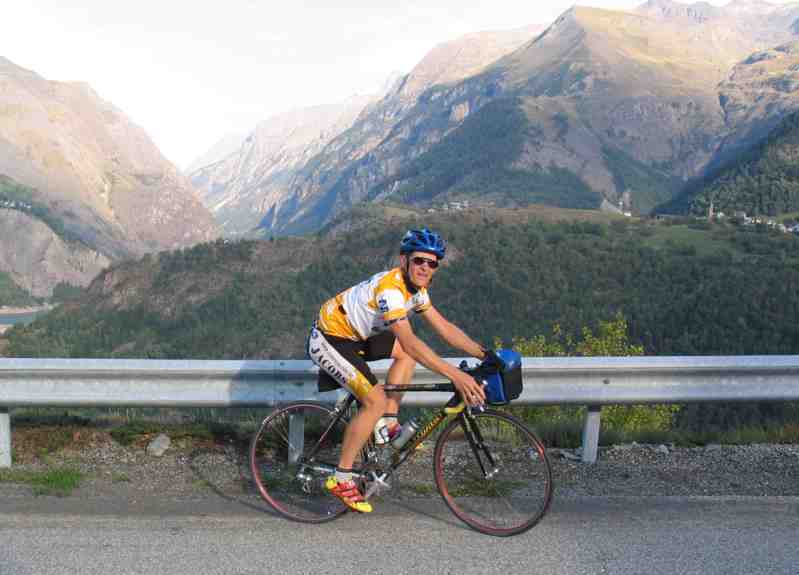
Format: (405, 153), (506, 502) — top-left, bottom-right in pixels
(307, 326), (396, 396)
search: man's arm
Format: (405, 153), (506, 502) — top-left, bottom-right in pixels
(420, 305), (486, 360)
(388, 319), (486, 404)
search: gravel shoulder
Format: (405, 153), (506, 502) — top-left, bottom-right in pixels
(2, 425), (798, 514)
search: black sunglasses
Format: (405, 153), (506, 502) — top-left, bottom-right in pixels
(410, 256), (439, 269)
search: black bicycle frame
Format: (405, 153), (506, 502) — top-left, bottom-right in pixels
(298, 383), (492, 482)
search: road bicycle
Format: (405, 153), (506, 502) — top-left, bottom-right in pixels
(249, 365), (553, 537)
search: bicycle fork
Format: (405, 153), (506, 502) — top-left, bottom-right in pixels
(460, 411), (500, 479)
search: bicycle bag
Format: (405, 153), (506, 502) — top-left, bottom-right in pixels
(472, 349), (523, 405)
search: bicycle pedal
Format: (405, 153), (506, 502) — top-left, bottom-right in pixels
(364, 475), (391, 499)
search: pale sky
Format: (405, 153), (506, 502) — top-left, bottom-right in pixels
(1, 1), (795, 169)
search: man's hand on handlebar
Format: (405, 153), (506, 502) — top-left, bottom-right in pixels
(452, 369), (486, 406)
(481, 348), (503, 367)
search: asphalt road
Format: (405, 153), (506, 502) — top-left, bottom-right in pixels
(1, 495), (797, 575)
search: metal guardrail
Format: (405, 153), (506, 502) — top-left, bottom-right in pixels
(1, 355), (798, 467)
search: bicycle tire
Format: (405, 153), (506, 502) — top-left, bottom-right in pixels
(249, 402), (351, 523)
(433, 409), (553, 536)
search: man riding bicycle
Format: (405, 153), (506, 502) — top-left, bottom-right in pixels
(307, 228), (488, 513)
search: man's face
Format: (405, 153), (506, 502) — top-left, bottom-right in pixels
(403, 251), (439, 288)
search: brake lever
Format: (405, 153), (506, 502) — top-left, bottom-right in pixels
(467, 384), (487, 414)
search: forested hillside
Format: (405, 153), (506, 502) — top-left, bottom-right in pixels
(666, 111), (799, 217)
(6, 206), (799, 359)
(366, 98), (601, 210)
(0, 271), (37, 307)
(0, 175), (81, 245)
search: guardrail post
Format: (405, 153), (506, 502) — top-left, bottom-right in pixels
(581, 405), (601, 464)
(0, 407), (10, 468)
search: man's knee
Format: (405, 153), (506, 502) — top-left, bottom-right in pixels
(362, 384), (388, 411)
(391, 340), (415, 364)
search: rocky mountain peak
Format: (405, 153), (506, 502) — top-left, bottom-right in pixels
(635, 0), (722, 22)
(394, 24), (544, 101)
(724, 0), (789, 15)
(0, 55), (219, 296)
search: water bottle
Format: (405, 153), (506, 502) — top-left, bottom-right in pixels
(391, 418), (419, 450)
(374, 416), (398, 445)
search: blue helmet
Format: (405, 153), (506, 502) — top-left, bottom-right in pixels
(400, 228), (446, 259)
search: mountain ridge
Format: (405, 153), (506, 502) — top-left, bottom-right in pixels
(189, 24), (546, 236)
(663, 109), (799, 216)
(259, 2), (799, 232)
(0, 56), (219, 296)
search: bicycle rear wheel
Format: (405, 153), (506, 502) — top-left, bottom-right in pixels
(250, 402), (351, 523)
(433, 409), (552, 536)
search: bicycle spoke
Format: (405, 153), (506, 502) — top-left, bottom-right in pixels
(434, 410), (552, 536)
(250, 403), (353, 523)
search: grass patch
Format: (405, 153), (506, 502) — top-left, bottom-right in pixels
(111, 472), (130, 483)
(641, 224), (735, 257)
(191, 478), (211, 490)
(668, 424), (799, 447)
(517, 405), (799, 449)
(39, 429), (73, 454)
(109, 420), (242, 447)
(0, 467), (83, 496)
(108, 421), (165, 446)
(530, 420), (583, 449)
(766, 423), (799, 444)
(446, 476), (529, 497)
(402, 482), (436, 496)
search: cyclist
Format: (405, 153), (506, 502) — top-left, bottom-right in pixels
(307, 228), (488, 513)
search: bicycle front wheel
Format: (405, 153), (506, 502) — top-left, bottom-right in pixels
(433, 409), (552, 536)
(250, 402), (350, 523)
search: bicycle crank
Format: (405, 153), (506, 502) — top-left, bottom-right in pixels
(363, 471), (392, 499)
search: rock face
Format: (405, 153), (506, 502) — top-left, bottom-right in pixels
(189, 95), (377, 236)
(184, 132), (249, 175)
(0, 57), (219, 296)
(195, 3), (799, 235)
(715, 41), (799, 167)
(0, 209), (109, 297)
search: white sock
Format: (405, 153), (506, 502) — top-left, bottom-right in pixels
(335, 468), (353, 483)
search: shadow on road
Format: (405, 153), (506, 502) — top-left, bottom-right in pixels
(186, 443), (282, 518)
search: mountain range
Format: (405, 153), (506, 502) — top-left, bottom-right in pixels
(4, 0), (799, 300)
(188, 0), (799, 236)
(188, 24), (545, 236)
(0, 57), (218, 297)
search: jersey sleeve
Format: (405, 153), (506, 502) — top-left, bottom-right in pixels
(375, 288), (408, 322)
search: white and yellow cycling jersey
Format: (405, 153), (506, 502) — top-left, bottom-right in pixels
(317, 267), (431, 341)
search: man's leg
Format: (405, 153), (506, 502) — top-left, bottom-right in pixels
(385, 339), (416, 415)
(338, 383), (387, 469)
(328, 382), (386, 513)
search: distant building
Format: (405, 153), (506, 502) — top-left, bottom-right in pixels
(441, 200), (470, 211)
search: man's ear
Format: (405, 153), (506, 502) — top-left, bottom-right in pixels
(399, 254), (407, 267)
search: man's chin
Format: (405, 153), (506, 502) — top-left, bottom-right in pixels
(413, 277), (430, 289)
